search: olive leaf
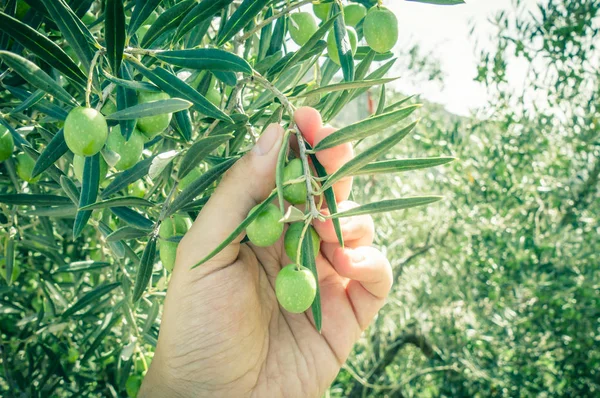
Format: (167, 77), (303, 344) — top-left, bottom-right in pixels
(105, 0), (125, 76)
(141, 0), (196, 48)
(258, 7), (274, 60)
(331, 196), (443, 218)
(116, 64), (138, 140)
(177, 135), (233, 180)
(54, 261), (111, 273)
(98, 221), (126, 259)
(331, 2), (354, 81)
(149, 150), (180, 180)
(132, 235), (157, 303)
(376, 84), (387, 114)
(106, 98), (192, 120)
(295, 77), (398, 98)
(102, 156), (154, 198)
(175, 0), (233, 43)
(275, 129), (292, 212)
(3, 238), (15, 286)
(352, 157), (457, 176)
(32, 129), (68, 178)
(11, 89), (45, 115)
(154, 49), (252, 74)
(81, 304), (124, 362)
(4, 85), (70, 120)
(73, 154), (100, 238)
(172, 110), (193, 141)
(79, 197), (155, 211)
(62, 282), (121, 318)
(0, 194), (73, 206)
(128, 0), (161, 37)
(0, 51), (78, 106)
(216, 0), (271, 45)
(110, 207), (155, 231)
(106, 227), (150, 242)
(60, 176), (80, 204)
(407, 0), (465, 4)
(102, 71), (161, 92)
(301, 225), (322, 332)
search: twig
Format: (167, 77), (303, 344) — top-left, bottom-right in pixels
(86, 49), (105, 108)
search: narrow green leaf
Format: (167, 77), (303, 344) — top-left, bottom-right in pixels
(116, 64), (137, 139)
(383, 95), (417, 113)
(0, 194), (72, 206)
(82, 304), (123, 361)
(128, 0), (161, 36)
(11, 89), (45, 115)
(106, 226), (150, 242)
(79, 196), (155, 211)
(32, 129), (68, 178)
(355, 46), (394, 61)
(102, 156), (154, 198)
(4, 85), (69, 120)
(106, 98), (192, 120)
(353, 157), (456, 176)
(132, 235), (157, 302)
(301, 223), (321, 332)
(166, 157), (238, 216)
(60, 176), (80, 204)
(315, 105), (421, 151)
(3, 238), (15, 286)
(376, 84), (386, 115)
(18, 205), (76, 218)
(62, 282), (121, 317)
(0, 12), (86, 87)
(216, 0), (271, 45)
(39, 0), (97, 72)
(267, 13), (286, 56)
(98, 221), (126, 259)
(73, 154), (100, 238)
(407, 0), (465, 4)
(331, 196), (443, 218)
(172, 110), (193, 141)
(175, 0), (233, 42)
(105, 0), (125, 76)
(275, 129), (291, 213)
(296, 77), (398, 98)
(110, 207), (155, 231)
(322, 120), (419, 190)
(140, 0), (196, 48)
(213, 71), (237, 86)
(0, 51), (77, 106)
(154, 49), (252, 74)
(332, 2), (354, 81)
(177, 135), (233, 180)
(103, 71), (161, 92)
(55, 261), (111, 273)
(258, 7), (273, 60)
(191, 190), (278, 268)
(132, 64), (232, 122)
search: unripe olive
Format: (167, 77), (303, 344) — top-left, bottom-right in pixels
(136, 25), (151, 42)
(284, 222), (320, 262)
(64, 107), (108, 157)
(136, 91), (172, 139)
(159, 215), (189, 272)
(205, 86), (221, 107)
(73, 154), (108, 182)
(0, 125), (14, 162)
(125, 374), (142, 398)
(363, 6), (398, 53)
(101, 100), (117, 116)
(16, 153), (40, 183)
(178, 167), (203, 191)
(283, 158), (307, 205)
(106, 126), (145, 170)
(67, 347), (79, 363)
(159, 240), (178, 272)
(128, 180), (146, 198)
(327, 26), (358, 65)
(81, 11), (95, 25)
(344, 3), (367, 27)
(275, 264), (317, 313)
(313, 2), (332, 20)
(289, 12), (319, 46)
(246, 204), (284, 247)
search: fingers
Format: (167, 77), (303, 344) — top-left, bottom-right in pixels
(177, 124), (284, 269)
(325, 246), (393, 329)
(294, 107), (354, 202)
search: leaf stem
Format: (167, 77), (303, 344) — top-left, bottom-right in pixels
(86, 49), (105, 108)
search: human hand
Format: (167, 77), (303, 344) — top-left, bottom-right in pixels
(139, 107), (392, 397)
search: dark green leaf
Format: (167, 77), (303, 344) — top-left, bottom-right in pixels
(141, 0), (196, 48)
(73, 154), (100, 238)
(172, 110), (193, 141)
(0, 194), (72, 206)
(216, 0), (271, 45)
(3, 238), (15, 286)
(275, 129), (291, 213)
(60, 175), (80, 204)
(331, 196), (443, 218)
(355, 46), (394, 61)
(32, 129), (68, 178)
(383, 95), (417, 113)
(191, 190), (277, 268)
(296, 77), (398, 98)
(3, 85), (69, 120)
(110, 207), (155, 230)
(106, 226), (150, 242)
(301, 223), (321, 332)
(213, 71), (237, 86)
(0, 51), (77, 106)
(128, 0), (161, 36)
(166, 157), (238, 216)
(105, 0), (125, 76)
(315, 105), (421, 151)
(132, 235), (157, 302)
(98, 221), (126, 259)
(154, 48), (252, 74)
(102, 156), (154, 198)
(376, 84), (386, 115)
(257, 7), (273, 60)
(62, 282), (121, 317)
(79, 196), (155, 211)
(55, 261), (111, 273)
(267, 13), (286, 56)
(116, 64), (137, 139)
(353, 157), (456, 176)
(11, 89), (45, 115)
(106, 98), (192, 120)
(0, 12), (86, 87)
(175, 0), (233, 42)
(177, 135), (233, 180)
(332, 2), (354, 81)
(132, 64), (232, 122)
(82, 304), (123, 361)
(322, 120), (420, 190)
(103, 71), (161, 92)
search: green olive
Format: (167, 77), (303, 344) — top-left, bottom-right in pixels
(289, 12), (319, 46)
(64, 107), (109, 157)
(125, 375), (142, 398)
(0, 125), (14, 162)
(128, 180), (147, 198)
(246, 204), (284, 247)
(326, 26), (358, 65)
(67, 347), (79, 363)
(283, 158), (307, 205)
(136, 91), (172, 139)
(159, 240), (178, 272)
(101, 100), (117, 116)
(178, 167), (203, 191)
(313, 2), (332, 20)
(344, 3), (367, 27)
(363, 6), (398, 53)
(106, 126), (145, 170)
(16, 153), (40, 183)
(136, 25), (151, 43)
(284, 222), (320, 262)
(73, 154), (108, 182)
(275, 264), (317, 313)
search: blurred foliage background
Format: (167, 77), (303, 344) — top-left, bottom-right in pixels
(0, 0), (598, 397)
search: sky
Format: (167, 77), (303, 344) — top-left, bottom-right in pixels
(385, 0), (526, 116)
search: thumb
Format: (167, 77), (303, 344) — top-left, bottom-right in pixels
(176, 123), (285, 270)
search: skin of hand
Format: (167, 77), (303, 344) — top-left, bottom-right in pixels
(139, 107), (393, 397)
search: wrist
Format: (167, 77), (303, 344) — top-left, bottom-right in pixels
(138, 353), (189, 398)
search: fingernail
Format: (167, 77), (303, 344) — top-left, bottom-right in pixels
(352, 250), (365, 263)
(252, 124), (281, 156)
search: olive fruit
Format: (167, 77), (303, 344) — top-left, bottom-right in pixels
(136, 25), (151, 42)
(136, 91), (172, 139)
(106, 126), (145, 170)
(289, 12), (319, 46)
(64, 107), (109, 156)
(125, 375), (142, 398)
(344, 3), (367, 27)
(275, 264), (317, 313)
(0, 125), (14, 162)
(363, 6), (398, 53)
(246, 204), (284, 247)
(178, 166), (203, 191)
(326, 26), (358, 65)
(67, 347), (79, 363)
(283, 158), (307, 204)
(205, 86), (221, 107)
(313, 2), (332, 20)
(284, 222), (321, 262)
(128, 180), (147, 198)
(159, 215), (190, 272)
(101, 100), (117, 116)
(73, 154), (108, 182)
(16, 153), (40, 183)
